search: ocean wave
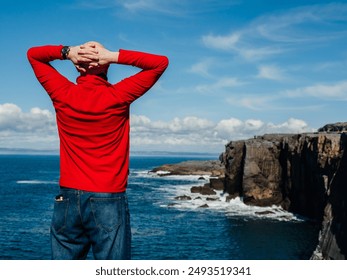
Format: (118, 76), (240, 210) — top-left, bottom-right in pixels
(157, 182), (305, 222)
(131, 228), (166, 237)
(134, 169), (304, 222)
(132, 169), (211, 182)
(16, 180), (57, 185)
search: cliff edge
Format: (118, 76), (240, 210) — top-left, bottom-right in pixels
(220, 130), (347, 259)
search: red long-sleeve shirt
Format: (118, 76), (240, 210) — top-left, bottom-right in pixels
(27, 45), (168, 192)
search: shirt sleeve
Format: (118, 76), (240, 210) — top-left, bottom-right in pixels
(112, 49), (169, 104)
(27, 45), (73, 101)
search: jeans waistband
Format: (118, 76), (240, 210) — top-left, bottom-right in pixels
(60, 186), (126, 196)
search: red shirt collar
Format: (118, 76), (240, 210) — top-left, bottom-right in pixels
(76, 74), (109, 85)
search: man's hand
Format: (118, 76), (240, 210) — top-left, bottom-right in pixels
(80, 42), (119, 67)
(67, 45), (99, 73)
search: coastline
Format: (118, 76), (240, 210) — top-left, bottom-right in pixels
(151, 125), (347, 260)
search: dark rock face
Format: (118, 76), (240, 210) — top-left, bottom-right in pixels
(221, 141), (245, 197)
(220, 132), (347, 260)
(312, 133), (347, 260)
(221, 135), (289, 208)
(209, 178), (224, 191)
(318, 122), (347, 132)
(190, 185), (216, 195)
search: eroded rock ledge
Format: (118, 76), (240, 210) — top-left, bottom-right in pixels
(150, 160), (225, 177)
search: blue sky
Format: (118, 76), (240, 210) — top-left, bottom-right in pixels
(1, 0), (347, 153)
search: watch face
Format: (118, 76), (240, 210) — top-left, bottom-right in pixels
(62, 46), (70, 59)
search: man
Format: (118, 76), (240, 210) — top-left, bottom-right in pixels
(27, 42), (168, 259)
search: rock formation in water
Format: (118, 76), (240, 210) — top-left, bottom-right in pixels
(150, 160), (225, 177)
(220, 130), (347, 260)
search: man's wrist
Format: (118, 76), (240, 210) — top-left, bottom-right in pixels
(61, 46), (70, 60)
(110, 51), (119, 64)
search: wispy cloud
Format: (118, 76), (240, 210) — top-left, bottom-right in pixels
(120, 0), (239, 16)
(202, 33), (283, 61)
(284, 80), (347, 101)
(71, 0), (116, 10)
(73, 0), (238, 17)
(256, 65), (286, 81)
(195, 77), (242, 93)
(254, 3), (347, 43)
(227, 95), (276, 111)
(121, 0), (185, 16)
(202, 33), (240, 51)
(189, 58), (215, 78)
(226, 91), (327, 112)
(202, 3), (347, 61)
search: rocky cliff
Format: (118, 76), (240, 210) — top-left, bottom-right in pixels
(220, 131), (347, 260)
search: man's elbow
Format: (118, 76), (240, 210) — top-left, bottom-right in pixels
(160, 56), (169, 71)
(163, 56), (169, 68)
(26, 47), (36, 62)
(27, 48), (32, 59)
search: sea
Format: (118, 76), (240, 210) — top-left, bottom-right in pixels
(0, 154), (320, 260)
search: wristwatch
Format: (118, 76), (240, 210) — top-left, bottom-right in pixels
(61, 46), (70, 59)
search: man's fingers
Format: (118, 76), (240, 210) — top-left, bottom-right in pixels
(80, 44), (98, 51)
(76, 55), (99, 63)
(78, 49), (99, 56)
(78, 44), (99, 57)
(80, 43), (96, 49)
(75, 64), (86, 73)
(88, 62), (99, 67)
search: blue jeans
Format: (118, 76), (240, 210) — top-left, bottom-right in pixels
(50, 187), (131, 260)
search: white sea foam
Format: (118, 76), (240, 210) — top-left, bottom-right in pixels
(131, 170), (151, 176)
(16, 180), (57, 185)
(135, 170), (211, 182)
(169, 190), (303, 221)
(139, 172), (305, 222)
(155, 170), (171, 176)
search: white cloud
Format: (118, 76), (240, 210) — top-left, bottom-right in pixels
(0, 103), (56, 133)
(266, 118), (310, 134)
(0, 103), (58, 150)
(202, 33), (240, 51)
(0, 103), (315, 153)
(214, 117), (311, 141)
(245, 119), (264, 131)
(131, 115), (215, 134)
(130, 114), (314, 152)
